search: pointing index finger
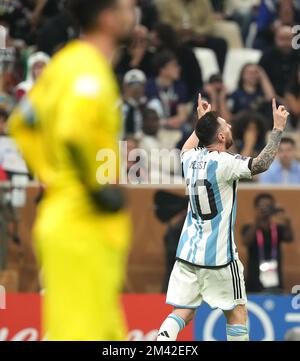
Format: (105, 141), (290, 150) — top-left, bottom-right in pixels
(198, 93), (202, 106)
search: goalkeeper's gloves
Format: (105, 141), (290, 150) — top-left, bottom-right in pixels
(89, 185), (126, 213)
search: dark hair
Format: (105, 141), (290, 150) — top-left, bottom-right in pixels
(152, 50), (177, 75)
(0, 108), (8, 121)
(286, 63), (300, 97)
(142, 108), (159, 121)
(238, 63), (260, 92)
(68, 0), (117, 30)
(195, 111), (220, 147)
(153, 23), (179, 51)
(281, 137), (296, 147)
(232, 111), (267, 147)
(142, 108), (159, 135)
(254, 193), (274, 207)
(209, 73), (223, 84)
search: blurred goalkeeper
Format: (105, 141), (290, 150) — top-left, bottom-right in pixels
(9, 0), (135, 341)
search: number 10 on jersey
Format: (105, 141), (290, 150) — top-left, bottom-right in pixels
(186, 179), (218, 221)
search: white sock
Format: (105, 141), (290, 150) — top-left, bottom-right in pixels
(226, 324), (249, 341)
(157, 313), (186, 341)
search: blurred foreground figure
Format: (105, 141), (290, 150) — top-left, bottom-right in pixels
(9, 0), (135, 341)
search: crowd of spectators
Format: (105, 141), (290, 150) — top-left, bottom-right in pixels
(1, 0), (300, 184)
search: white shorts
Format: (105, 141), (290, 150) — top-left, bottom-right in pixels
(166, 259), (247, 311)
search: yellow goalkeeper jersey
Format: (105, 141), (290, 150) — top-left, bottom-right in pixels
(9, 40), (130, 251)
(9, 40), (131, 340)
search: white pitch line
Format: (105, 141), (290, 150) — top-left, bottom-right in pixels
(285, 313), (300, 322)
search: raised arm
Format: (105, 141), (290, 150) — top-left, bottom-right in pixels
(181, 94), (211, 153)
(251, 98), (289, 176)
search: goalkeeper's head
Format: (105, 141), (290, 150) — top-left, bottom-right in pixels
(68, 0), (136, 43)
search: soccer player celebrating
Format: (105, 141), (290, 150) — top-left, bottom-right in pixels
(9, 0), (135, 340)
(157, 96), (289, 341)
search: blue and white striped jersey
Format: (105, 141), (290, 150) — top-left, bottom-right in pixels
(177, 148), (253, 268)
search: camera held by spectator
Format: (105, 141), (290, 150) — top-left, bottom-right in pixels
(242, 193), (294, 294)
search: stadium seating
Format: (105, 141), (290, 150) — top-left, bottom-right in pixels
(193, 48), (220, 82)
(223, 48), (263, 92)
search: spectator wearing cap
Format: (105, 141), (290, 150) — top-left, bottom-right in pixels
(122, 69), (148, 138)
(15, 51), (50, 101)
(259, 137), (300, 184)
(145, 51), (190, 131)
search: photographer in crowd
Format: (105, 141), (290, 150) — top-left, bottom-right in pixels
(242, 193), (294, 293)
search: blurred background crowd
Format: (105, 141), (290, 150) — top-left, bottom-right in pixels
(0, 0), (299, 296)
(1, 0), (300, 184)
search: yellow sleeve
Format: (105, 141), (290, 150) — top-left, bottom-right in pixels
(8, 97), (54, 181)
(56, 73), (121, 191)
